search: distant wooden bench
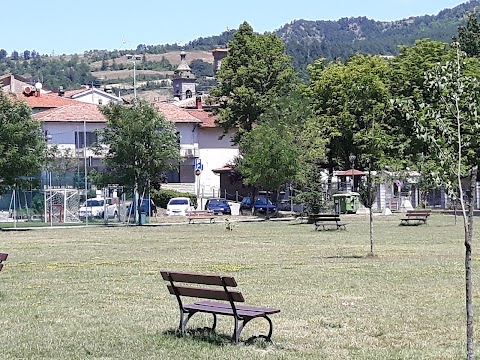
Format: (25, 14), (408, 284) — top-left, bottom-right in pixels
(400, 209), (432, 226)
(161, 270), (280, 343)
(0, 253), (8, 272)
(309, 214), (347, 231)
(186, 210), (215, 224)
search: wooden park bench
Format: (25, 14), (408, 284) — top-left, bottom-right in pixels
(400, 209), (432, 226)
(309, 214), (348, 231)
(0, 253), (8, 272)
(186, 210), (215, 224)
(160, 270), (280, 343)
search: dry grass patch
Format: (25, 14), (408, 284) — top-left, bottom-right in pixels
(0, 214), (478, 359)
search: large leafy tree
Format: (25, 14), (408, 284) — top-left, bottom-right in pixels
(307, 55), (392, 170)
(97, 101), (180, 220)
(237, 91), (320, 210)
(400, 47), (480, 360)
(456, 11), (480, 57)
(238, 121), (297, 211)
(0, 92), (46, 192)
(211, 22), (298, 144)
(388, 39), (457, 165)
(307, 55), (393, 255)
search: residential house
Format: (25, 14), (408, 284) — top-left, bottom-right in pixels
(65, 86), (123, 106)
(32, 103), (106, 187)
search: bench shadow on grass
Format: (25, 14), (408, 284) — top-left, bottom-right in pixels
(162, 328), (279, 349)
(163, 327), (232, 346)
(317, 255), (366, 259)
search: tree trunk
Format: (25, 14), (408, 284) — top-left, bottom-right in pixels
(369, 206), (374, 256)
(465, 165), (477, 360)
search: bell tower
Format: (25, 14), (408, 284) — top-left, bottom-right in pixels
(172, 51), (196, 100)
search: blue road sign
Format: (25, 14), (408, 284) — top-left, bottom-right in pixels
(195, 158), (203, 170)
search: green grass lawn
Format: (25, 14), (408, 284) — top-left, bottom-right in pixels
(0, 214), (478, 359)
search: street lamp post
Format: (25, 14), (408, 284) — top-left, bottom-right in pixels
(126, 54), (142, 224)
(349, 154), (356, 192)
(126, 54), (142, 101)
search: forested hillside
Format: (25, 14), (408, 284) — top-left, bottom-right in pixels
(1, 0), (478, 90)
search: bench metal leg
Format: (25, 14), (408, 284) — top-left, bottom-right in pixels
(179, 310), (217, 335)
(179, 310), (195, 334)
(232, 316), (274, 343)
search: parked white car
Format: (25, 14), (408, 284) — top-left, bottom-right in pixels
(78, 197), (118, 219)
(166, 197), (194, 216)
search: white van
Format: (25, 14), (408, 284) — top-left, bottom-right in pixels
(166, 197), (193, 216)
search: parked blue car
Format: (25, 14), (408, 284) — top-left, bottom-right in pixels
(240, 197), (276, 214)
(205, 198), (231, 215)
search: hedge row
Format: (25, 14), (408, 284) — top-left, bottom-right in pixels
(151, 189), (198, 209)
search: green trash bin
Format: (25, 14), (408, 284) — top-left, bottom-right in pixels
(333, 192), (360, 214)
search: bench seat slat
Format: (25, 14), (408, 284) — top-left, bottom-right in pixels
(0, 253), (8, 261)
(197, 301), (280, 315)
(184, 301), (280, 318)
(161, 271), (237, 287)
(167, 284), (245, 302)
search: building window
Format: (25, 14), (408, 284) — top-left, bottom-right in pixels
(75, 131), (98, 148)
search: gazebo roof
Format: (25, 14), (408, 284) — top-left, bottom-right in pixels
(337, 169), (366, 176)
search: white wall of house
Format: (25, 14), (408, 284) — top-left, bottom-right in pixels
(72, 90), (121, 105)
(176, 122), (198, 149)
(197, 127), (238, 197)
(40, 119), (237, 193)
(42, 121), (106, 158)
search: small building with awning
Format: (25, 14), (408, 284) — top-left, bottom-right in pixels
(335, 169), (366, 192)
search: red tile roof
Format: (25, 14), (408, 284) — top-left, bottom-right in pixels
(17, 92), (82, 108)
(154, 102), (201, 123)
(64, 88), (89, 97)
(185, 109), (218, 127)
(32, 103), (106, 122)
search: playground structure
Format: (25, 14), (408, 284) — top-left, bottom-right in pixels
(0, 184), (133, 225)
(44, 188), (81, 223)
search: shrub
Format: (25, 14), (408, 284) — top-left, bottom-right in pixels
(152, 189), (197, 209)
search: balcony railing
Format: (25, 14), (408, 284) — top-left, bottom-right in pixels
(180, 147), (199, 158)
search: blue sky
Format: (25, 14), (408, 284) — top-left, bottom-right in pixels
(3, 0), (466, 55)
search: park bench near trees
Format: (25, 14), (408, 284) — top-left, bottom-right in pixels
(309, 214), (348, 231)
(400, 210), (432, 226)
(186, 210), (215, 224)
(160, 270), (280, 343)
(0, 253), (8, 272)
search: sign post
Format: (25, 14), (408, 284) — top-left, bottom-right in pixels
(194, 159), (203, 200)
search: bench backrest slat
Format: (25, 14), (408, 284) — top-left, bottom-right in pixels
(167, 284), (245, 302)
(0, 253), (8, 262)
(406, 212), (431, 217)
(161, 271), (237, 287)
(309, 214), (340, 219)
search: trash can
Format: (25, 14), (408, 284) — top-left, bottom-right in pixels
(333, 192), (360, 214)
(139, 211), (147, 225)
(229, 202), (240, 216)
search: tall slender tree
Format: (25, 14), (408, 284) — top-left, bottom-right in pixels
(401, 46), (480, 360)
